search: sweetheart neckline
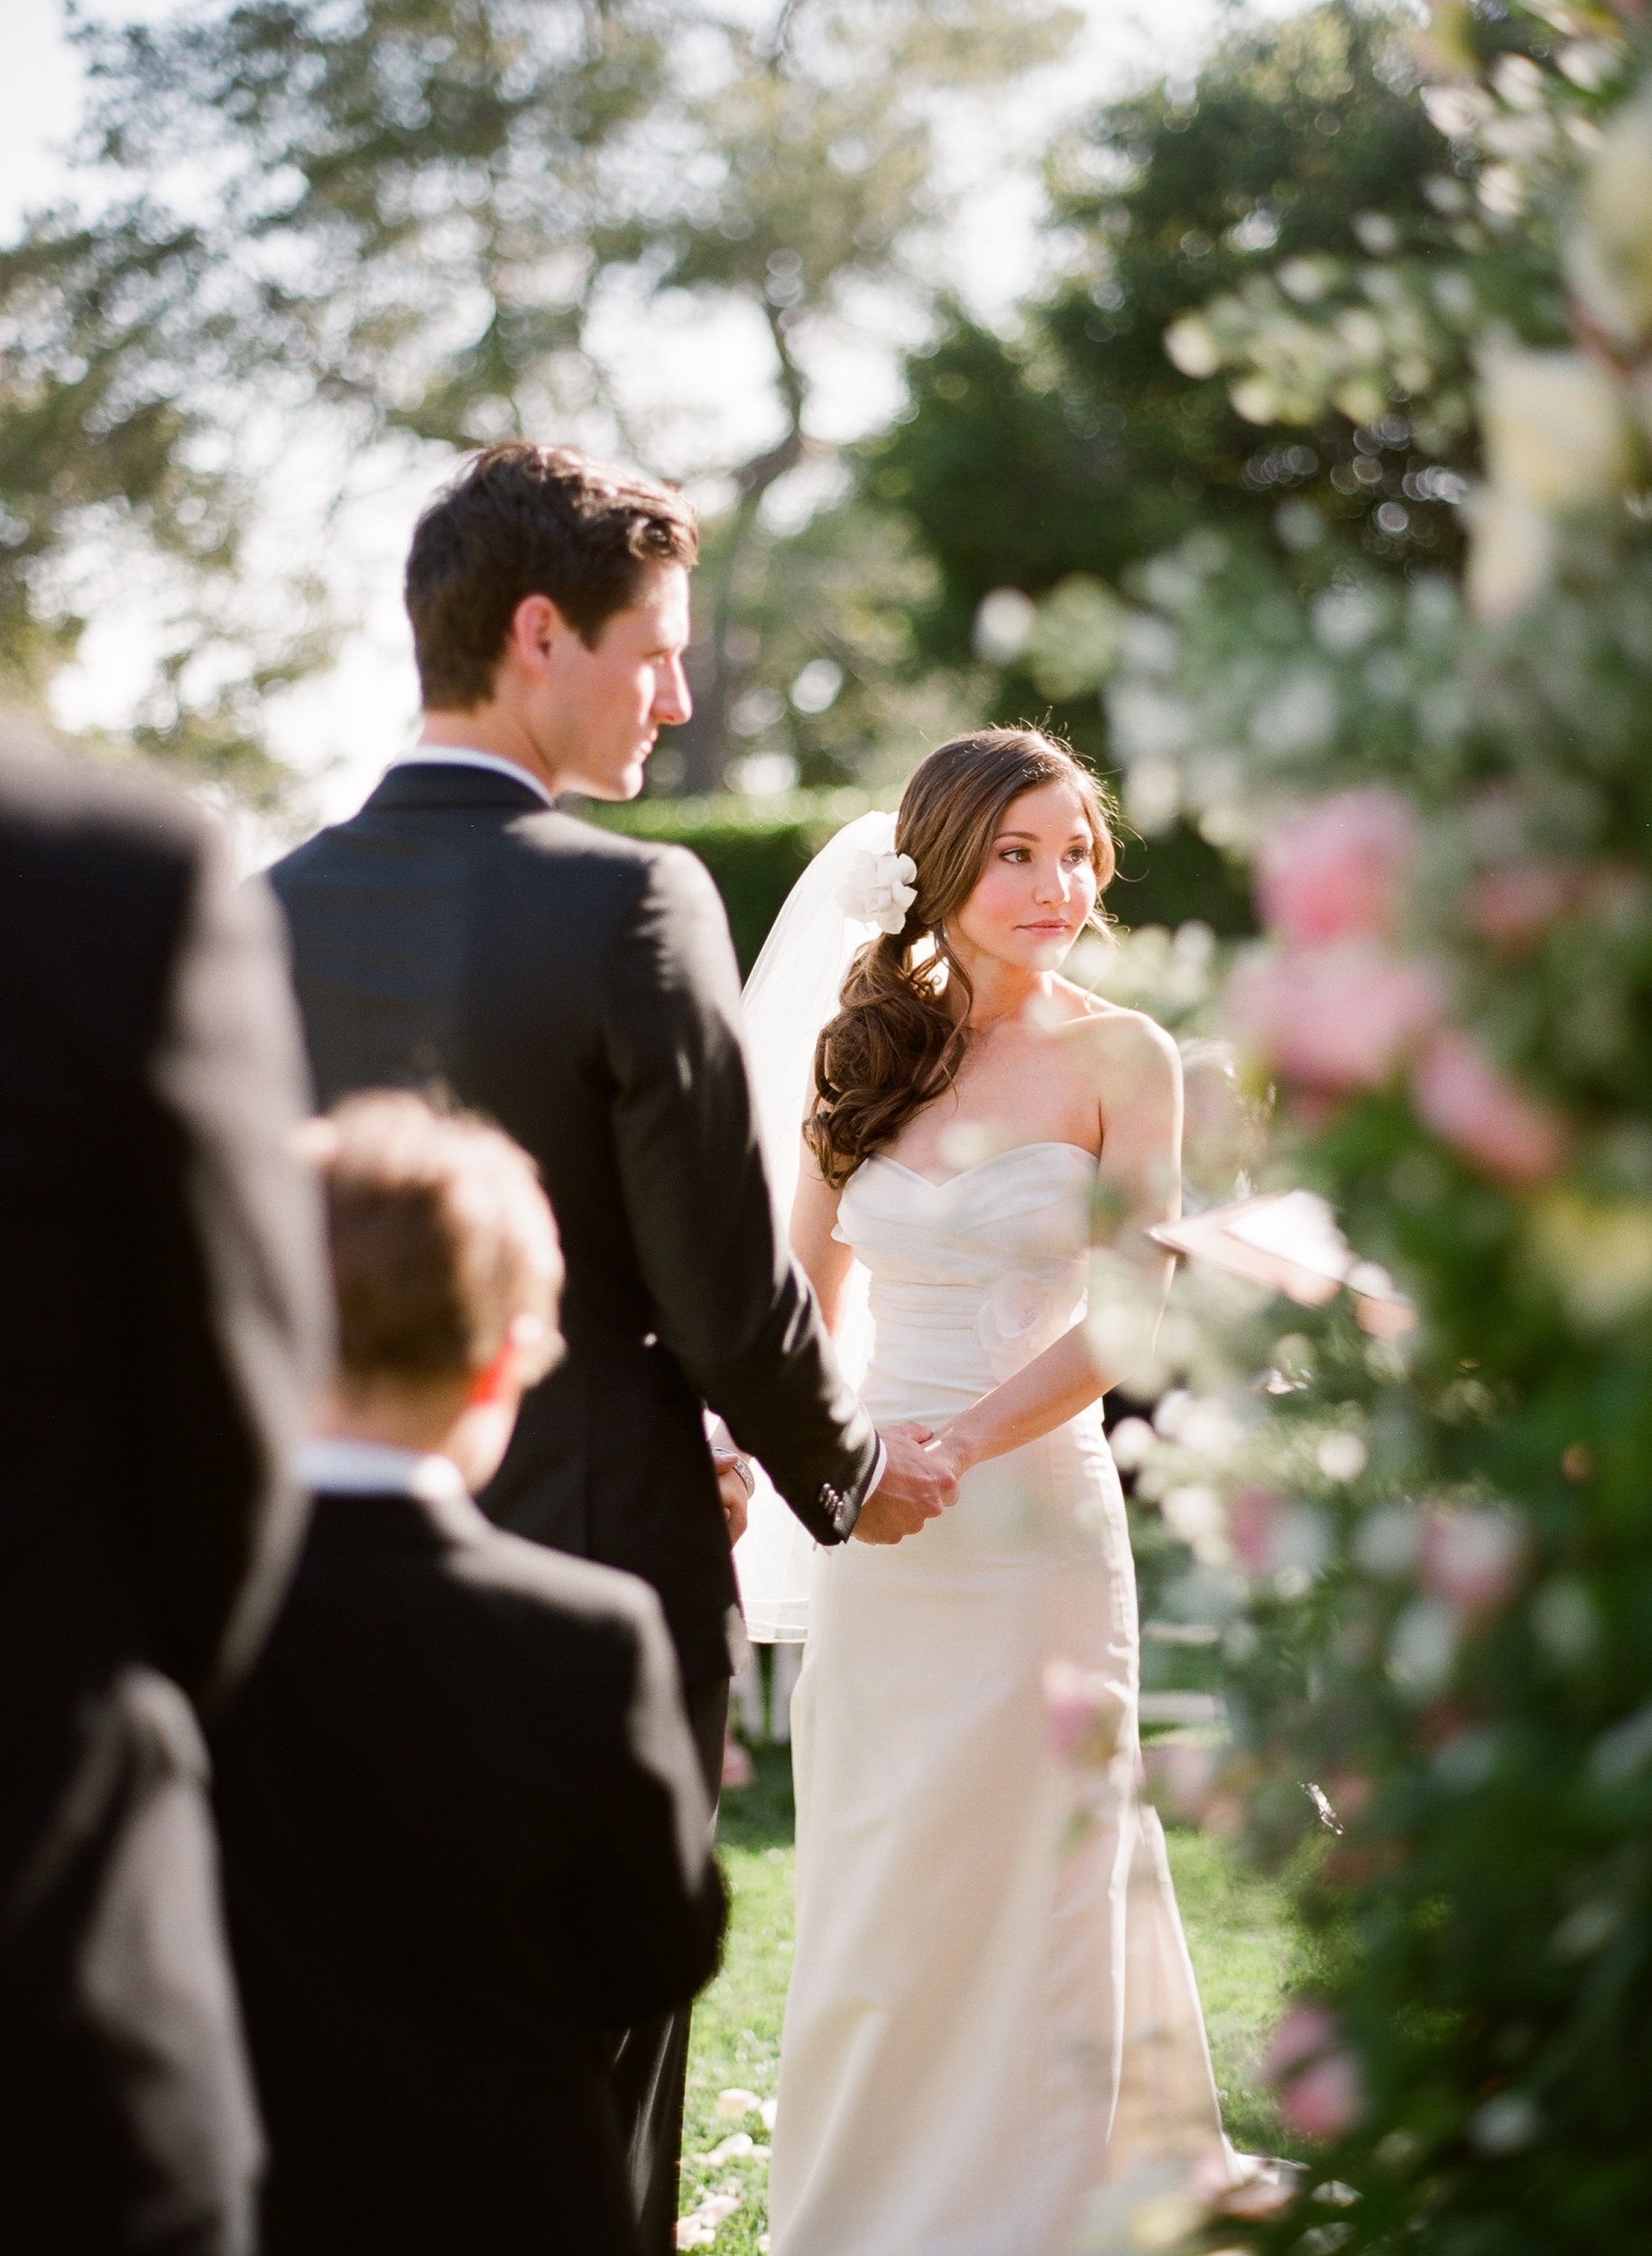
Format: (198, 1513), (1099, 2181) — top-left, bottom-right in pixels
(866, 1140), (1099, 1192)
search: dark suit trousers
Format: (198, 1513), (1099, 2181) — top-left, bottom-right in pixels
(611, 1678), (727, 2254)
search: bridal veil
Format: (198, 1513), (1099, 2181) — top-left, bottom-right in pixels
(732, 809), (896, 1640)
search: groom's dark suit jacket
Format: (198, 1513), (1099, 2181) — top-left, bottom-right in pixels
(270, 761), (879, 1683)
(212, 1475), (725, 2256)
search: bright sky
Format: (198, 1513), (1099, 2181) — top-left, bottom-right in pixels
(3, 0), (1316, 837)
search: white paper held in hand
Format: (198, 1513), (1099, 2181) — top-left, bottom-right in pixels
(1150, 1189), (1416, 1336)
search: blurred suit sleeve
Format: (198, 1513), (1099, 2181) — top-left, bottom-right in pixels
(554, 1585), (727, 2029)
(135, 833), (331, 1706)
(600, 846), (879, 1545)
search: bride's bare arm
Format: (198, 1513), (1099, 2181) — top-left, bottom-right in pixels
(927, 1014), (1183, 1478)
(790, 1140), (856, 1331)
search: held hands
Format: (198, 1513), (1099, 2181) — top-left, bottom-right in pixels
(713, 1424), (964, 1551)
(712, 1448), (753, 1548)
(852, 1420), (964, 1546)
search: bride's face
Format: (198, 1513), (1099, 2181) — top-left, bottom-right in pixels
(950, 780), (1098, 974)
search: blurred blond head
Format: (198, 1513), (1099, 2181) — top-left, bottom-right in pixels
(297, 1091), (564, 1490)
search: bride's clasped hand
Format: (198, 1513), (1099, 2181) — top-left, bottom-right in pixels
(846, 1421), (957, 1544)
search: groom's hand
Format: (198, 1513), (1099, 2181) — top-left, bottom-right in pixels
(712, 1449), (752, 1548)
(852, 1424), (956, 1545)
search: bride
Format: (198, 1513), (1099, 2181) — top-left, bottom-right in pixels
(738, 728), (1232, 2256)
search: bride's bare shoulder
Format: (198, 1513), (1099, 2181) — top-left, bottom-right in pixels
(1050, 983), (1181, 1088)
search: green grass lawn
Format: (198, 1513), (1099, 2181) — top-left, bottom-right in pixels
(680, 1745), (1299, 2251)
(1161, 1825), (1297, 2159)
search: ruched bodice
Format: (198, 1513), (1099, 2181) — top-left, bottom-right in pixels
(833, 1141), (1112, 1561)
(837, 1142), (1097, 1421)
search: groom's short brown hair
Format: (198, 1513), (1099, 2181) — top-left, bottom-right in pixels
(405, 443), (698, 710)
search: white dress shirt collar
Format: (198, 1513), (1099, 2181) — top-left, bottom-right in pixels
(293, 1437), (470, 1508)
(389, 745), (557, 809)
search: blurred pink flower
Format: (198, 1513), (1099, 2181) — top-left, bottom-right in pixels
(1279, 2052), (1367, 2142)
(1464, 858), (1583, 949)
(1227, 1485), (1281, 1573)
(1257, 789), (1419, 946)
(1262, 2004), (1366, 2142)
(1420, 1507), (1527, 1623)
(1042, 1658), (1127, 1769)
(1232, 944), (1443, 1092)
(1324, 1768), (1374, 1823)
(1262, 2002), (1340, 2085)
(1412, 1030), (1567, 1185)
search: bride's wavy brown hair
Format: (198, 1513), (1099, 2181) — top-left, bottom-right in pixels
(805, 728), (1117, 1189)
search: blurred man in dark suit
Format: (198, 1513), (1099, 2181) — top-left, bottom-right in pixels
(0, 722), (329, 2254)
(212, 1092), (726, 2256)
(267, 442), (954, 2245)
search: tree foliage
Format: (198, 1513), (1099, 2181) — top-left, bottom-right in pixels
(807, 3), (1479, 946)
(864, 4), (1460, 694)
(0, 0), (1075, 793)
(713, 13), (1445, 922)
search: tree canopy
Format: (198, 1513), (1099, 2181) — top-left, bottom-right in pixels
(691, 5), (1479, 926)
(864, 3), (1462, 699)
(0, 0), (1076, 791)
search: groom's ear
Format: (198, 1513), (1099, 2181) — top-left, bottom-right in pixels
(507, 592), (575, 679)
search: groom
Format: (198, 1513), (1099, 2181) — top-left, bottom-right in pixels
(268, 441), (953, 2247)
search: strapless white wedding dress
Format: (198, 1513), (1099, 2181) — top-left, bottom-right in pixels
(768, 1142), (1228, 2256)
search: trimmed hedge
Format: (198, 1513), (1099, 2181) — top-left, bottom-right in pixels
(1107, 816), (1254, 945)
(577, 789), (1253, 975)
(577, 791), (879, 975)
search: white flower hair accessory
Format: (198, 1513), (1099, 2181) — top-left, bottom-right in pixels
(837, 848), (918, 935)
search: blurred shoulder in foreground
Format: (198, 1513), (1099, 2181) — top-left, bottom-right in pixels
(0, 717), (328, 2255)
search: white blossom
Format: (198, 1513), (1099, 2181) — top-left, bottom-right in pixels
(1567, 88), (1652, 349)
(1163, 314), (1221, 378)
(1479, 348), (1633, 511)
(837, 848), (918, 934)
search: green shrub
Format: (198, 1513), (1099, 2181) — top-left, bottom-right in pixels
(575, 788), (1252, 975)
(576, 791), (878, 975)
